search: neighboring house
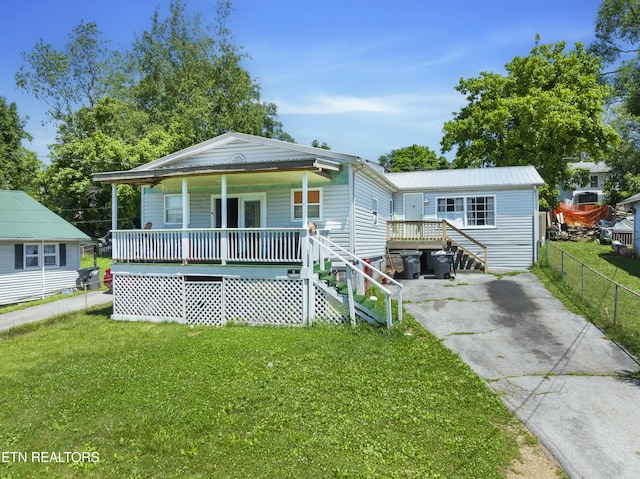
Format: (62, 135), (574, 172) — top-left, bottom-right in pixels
(0, 190), (91, 306)
(618, 193), (640, 254)
(558, 161), (609, 205)
(92, 132), (544, 326)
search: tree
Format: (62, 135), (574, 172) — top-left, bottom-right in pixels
(378, 144), (448, 172)
(311, 139), (330, 149)
(0, 97), (41, 196)
(17, 1), (292, 235)
(602, 108), (640, 203)
(441, 38), (619, 208)
(590, 0), (640, 113)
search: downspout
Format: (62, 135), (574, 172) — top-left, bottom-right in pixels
(349, 162), (365, 256)
(533, 185), (539, 262)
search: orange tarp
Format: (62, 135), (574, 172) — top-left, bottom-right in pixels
(554, 204), (611, 228)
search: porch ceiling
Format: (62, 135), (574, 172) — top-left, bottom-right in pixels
(92, 158), (341, 187)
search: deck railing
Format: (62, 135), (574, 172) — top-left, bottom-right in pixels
(112, 228), (306, 264)
(387, 220), (488, 273)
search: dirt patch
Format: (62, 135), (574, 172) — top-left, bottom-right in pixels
(506, 431), (566, 479)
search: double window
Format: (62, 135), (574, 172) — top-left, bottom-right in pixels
(436, 196), (495, 227)
(15, 243), (66, 269)
(292, 189), (322, 221)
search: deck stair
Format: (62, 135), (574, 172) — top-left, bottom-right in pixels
(309, 235), (403, 327)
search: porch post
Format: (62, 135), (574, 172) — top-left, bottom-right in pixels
(111, 184), (118, 231)
(302, 171), (309, 227)
(181, 178), (189, 263)
(221, 175), (227, 265)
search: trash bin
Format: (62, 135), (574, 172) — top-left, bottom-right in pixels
(77, 266), (100, 290)
(400, 251), (422, 279)
(431, 251), (454, 279)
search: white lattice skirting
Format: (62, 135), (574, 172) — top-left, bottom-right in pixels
(112, 273), (348, 326)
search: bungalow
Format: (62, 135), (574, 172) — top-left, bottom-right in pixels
(93, 132), (544, 326)
(0, 190), (91, 305)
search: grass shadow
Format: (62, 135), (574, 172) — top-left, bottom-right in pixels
(597, 251), (640, 278)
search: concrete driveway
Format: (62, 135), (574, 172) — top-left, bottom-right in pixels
(402, 272), (640, 479)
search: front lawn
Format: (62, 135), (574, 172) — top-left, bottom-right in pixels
(0, 309), (525, 478)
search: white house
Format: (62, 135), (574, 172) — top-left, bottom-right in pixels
(0, 190), (91, 306)
(93, 132), (545, 326)
(558, 161), (609, 205)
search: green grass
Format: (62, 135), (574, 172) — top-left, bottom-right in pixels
(0, 256), (112, 314)
(0, 309), (526, 479)
(536, 240), (640, 358)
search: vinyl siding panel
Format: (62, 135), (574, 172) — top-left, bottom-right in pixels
(354, 170), (391, 259)
(0, 241), (83, 305)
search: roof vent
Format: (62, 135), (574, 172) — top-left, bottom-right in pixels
(231, 153), (247, 164)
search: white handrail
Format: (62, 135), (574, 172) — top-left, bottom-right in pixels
(308, 235), (402, 326)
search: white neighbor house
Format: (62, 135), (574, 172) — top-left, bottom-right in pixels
(93, 132), (545, 326)
(0, 190), (91, 305)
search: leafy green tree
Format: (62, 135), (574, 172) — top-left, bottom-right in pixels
(0, 97), (41, 196)
(378, 144), (447, 172)
(602, 108), (640, 203)
(17, 1), (292, 235)
(311, 139), (330, 149)
(441, 38), (618, 208)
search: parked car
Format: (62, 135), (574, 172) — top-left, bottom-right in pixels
(98, 232), (112, 255)
(103, 268), (113, 292)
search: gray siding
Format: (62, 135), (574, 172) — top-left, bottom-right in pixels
(354, 169), (391, 259)
(0, 241), (83, 305)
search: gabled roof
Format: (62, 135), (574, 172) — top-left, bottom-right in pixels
(386, 165), (545, 190)
(618, 192), (640, 207)
(93, 132), (373, 186)
(0, 191), (90, 241)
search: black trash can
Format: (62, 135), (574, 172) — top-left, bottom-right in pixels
(431, 251), (454, 279)
(400, 251), (422, 279)
(77, 266), (100, 290)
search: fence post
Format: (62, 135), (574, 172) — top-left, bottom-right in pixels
(546, 241), (549, 263)
(581, 264), (585, 301)
(614, 284), (619, 326)
(561, 250), (565, 278)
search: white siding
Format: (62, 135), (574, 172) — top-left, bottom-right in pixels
(0, 242), (83, 306)
(354, 169), (392, 259)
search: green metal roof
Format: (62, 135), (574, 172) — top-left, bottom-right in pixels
(0, 190), (90, 241)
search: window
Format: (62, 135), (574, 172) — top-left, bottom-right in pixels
(437, 198), (464, 225)
(165, 194), (189, 225)
(466, 196), (495, 226)
(436, 196), (496, 227)
(18, 243), (64, 269)
(292, 189), (322, 220)
(24, 244), (40, 267)
(590, 175), (599, 188)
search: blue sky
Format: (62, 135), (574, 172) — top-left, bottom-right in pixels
(1, 0), (603, 164)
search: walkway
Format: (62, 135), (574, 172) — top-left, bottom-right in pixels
(402, 272), (640, 479)
(0, 291), (113, 332)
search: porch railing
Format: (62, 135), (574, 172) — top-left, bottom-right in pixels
(112, 228), (306, 264)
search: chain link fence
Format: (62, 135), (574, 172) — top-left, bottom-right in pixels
(541, 242), (640, 350)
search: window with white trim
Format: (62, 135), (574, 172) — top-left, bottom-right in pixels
(436, 195), (496, 227)
(164, 194), (189, 225)
(24, 244), (40, 267)
(21, 243), (61, 268)
(291, 189), (322, 220)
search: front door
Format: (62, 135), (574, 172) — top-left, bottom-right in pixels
(211, 194), (266, 228)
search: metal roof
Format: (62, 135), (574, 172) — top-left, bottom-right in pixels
(618, 192), (640, 207)
(385, 165), (545, 190)
(0, 191), (91, 241)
